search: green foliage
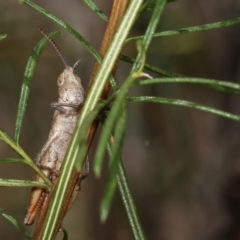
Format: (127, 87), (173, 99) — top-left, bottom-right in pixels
(1, 0), (240, 239)
(126, 17), (240, 43)
(0, 208), (31, 239)
(15, 31), (60, 143)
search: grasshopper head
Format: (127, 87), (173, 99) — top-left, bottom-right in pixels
(57, 67), (84, 107)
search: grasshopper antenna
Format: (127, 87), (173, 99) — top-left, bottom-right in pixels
(72, 59), (81, 70)
(37, 27), (68, 68)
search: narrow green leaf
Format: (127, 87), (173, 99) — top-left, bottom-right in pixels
(14, 30), (60, 143)
(0, 178), (48, 188)
(100, 102), (127, 222)
(93, 22), (148, 178)
(94, 73), (138, 177)
(139, 0), (156, 14)
(139, 0), (167, 53)
(139, 0), (176, 14)
(0, 158), (25, 164)
(21, 0), (101, 62)
(116, 1), (167, 239)
(120, 55), (183, 77)
(0, 208), (31, 239)
(138, 77), (240, 89)
(137, 77), (240, 95)
(83, 0), (108, 21)
(0, 34), (7, 41)
(99, 143), (118, 222)
(95, 0), (167, 177)
(117, 161), (146, 240)
(21, 0), (118, 91)
(0, 128), (51, 186)
(126, 17), (240, 43)
(128, 96), (240, 121)
(75, 102), (107, 171)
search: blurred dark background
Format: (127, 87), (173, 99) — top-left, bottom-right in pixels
(1, 0), (240, 239)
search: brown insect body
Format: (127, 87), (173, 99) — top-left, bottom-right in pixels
(24, 29), (85, 225)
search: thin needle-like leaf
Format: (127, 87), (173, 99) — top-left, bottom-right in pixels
(94, 0), (167, 177)
(128, 96), (240, 121)
(0, 179), (48, 188)
(136, 77), (240, 95)
(0, 158), (25, 164)
(137, 77), (240, 89)
(126, 17), (240, 43)
(83, 0), (108, 21)
(21, 0), (101, 62)
(100, 102), (127, 222)
(120, 55), (183, 77)
(0, 208), (31, 239)
(21, 0), (118, 90)
(93, 74), (137, 177)
(93, 42), (146, 178)
(139, 0), (176, 14)
(117, 161), (145, 240)
(14, 30), (60, 143)
(117, 1), (167, 239)
(0, 129), (51, 186)
(74, 102), (107, 171)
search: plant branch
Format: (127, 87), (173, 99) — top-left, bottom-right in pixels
(32, 0), (140, 239)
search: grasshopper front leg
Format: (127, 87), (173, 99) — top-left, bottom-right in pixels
(51, 102), (81, 114)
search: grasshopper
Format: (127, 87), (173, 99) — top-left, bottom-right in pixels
(24, 28), (87, 225)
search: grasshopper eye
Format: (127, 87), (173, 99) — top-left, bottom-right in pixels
(57, 74), (64, 86)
